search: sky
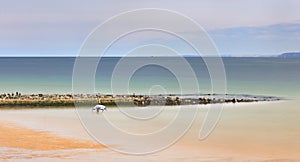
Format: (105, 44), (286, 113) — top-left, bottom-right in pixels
(1, 0), (300, 57)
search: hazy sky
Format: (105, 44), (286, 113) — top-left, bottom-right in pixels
(1, 0), (300, 57)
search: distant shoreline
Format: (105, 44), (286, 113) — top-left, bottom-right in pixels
(0, 93), (281, 108)
(0, 56), (299, 58)
(0, 52), (299, 58)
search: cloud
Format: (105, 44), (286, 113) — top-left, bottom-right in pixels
(208, 21), (300, 56)
(1, 0), (300, 56)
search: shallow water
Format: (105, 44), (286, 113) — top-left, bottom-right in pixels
(0, 57), (299, 161)
(0, 100), (299, 161)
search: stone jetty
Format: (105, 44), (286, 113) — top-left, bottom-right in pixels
(0, 92), (281, 108)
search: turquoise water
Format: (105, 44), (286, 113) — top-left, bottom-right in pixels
(0, 57), (299, 99)
(0, 57), (299, 159)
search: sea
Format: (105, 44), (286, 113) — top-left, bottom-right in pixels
(0, 57), (299, 99)
(0, 57), (299, 160)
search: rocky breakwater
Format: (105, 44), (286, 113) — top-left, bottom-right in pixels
(0, 92), (74, 107)
(0, 92), (281, 108)
(137, 94), (281, 106)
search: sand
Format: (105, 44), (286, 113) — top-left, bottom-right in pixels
(0, 101), (299, 161)
(0, 121), (104, 160)
(0, 121), (103, 151)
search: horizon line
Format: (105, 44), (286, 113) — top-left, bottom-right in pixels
(0, 55), (280, 58)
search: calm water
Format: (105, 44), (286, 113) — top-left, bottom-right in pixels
(0, 57), (299, 99)
(0, 57), (299, 160)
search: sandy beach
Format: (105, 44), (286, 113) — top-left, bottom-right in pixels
(2, 0), (300, 161)
(0, 120), (104, 160)
(0, 121), (103, 151)
(0, 100), (299, 162)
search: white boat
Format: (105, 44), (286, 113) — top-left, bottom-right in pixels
(92, 104), (106, 113)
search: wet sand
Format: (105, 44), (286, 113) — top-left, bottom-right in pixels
(0, 121), (104, 160)
(0, 121), (103, 151)
(0, 101), (299, 161)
